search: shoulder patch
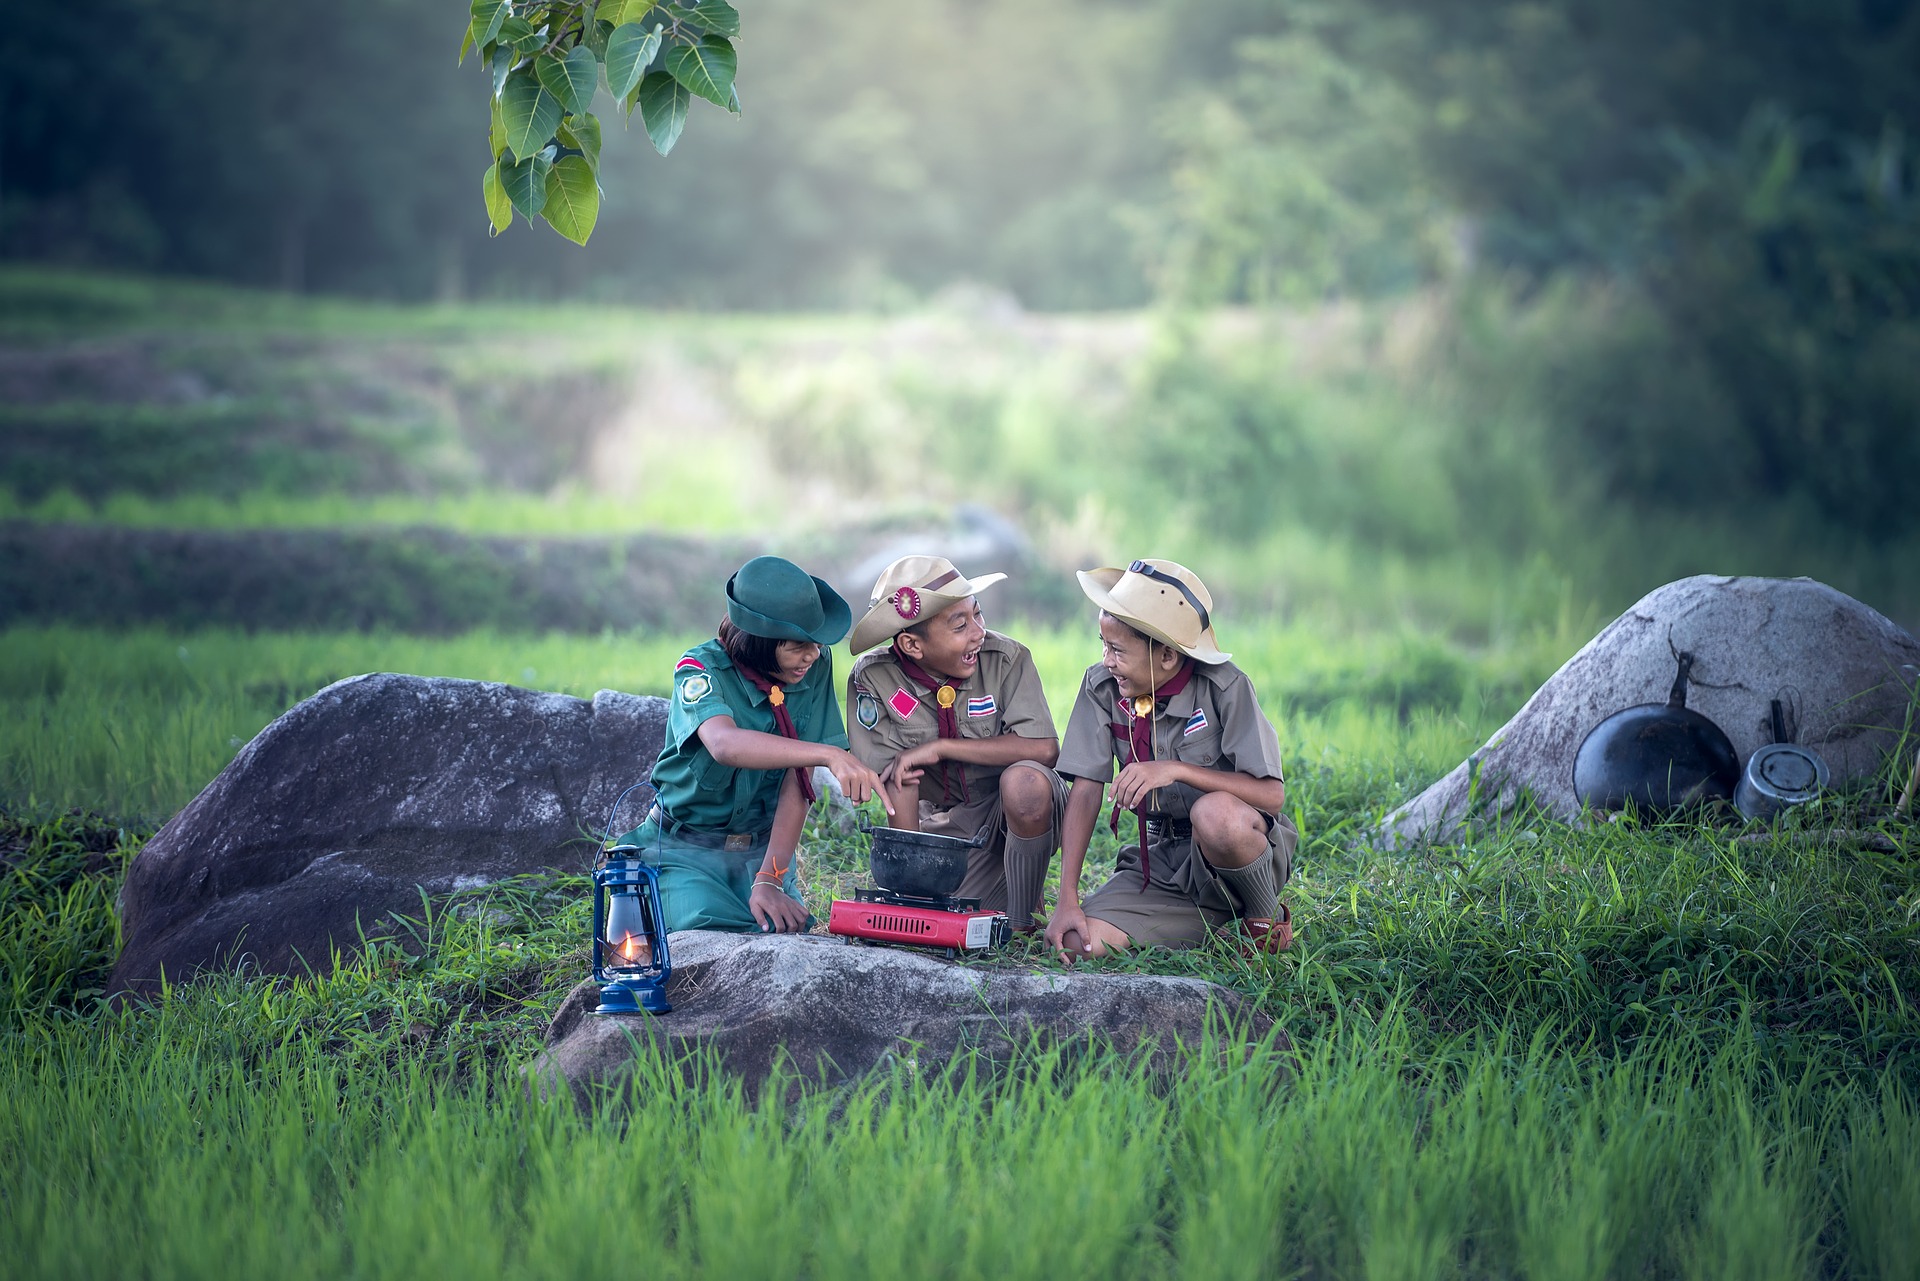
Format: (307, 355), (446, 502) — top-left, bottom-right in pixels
(887, 688), (920, 721)
(675, 656), (706, 672)
(855, 692), (880, 729)
(677, 672), (712, 704)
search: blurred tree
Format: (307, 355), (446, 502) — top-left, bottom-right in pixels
(0, 0), (1177, 307)
(1160, 0), (1920, 545)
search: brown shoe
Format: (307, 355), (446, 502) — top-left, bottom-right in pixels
(1239, 903), (1292, 955)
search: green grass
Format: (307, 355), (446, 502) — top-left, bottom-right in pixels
(5, 962), (1918, 1279)
(5, 266), (1919, 1275)
(0, 619), (1572, 821)
(0, 482), (760, 538)
(2, 620), (1917, 1276)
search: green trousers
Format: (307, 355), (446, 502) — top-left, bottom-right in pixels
(616, 816), (807, 934)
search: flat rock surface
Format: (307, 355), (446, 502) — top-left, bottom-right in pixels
(532, 931), (1280, 1104)
(1384, 576), (1920, 844)
(109, 674), (668, 995)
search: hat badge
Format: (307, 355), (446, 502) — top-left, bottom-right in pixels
(892, 586), (921, 620)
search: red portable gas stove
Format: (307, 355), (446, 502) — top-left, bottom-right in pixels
(828, 886), (1009, 958)
(828, 823), (1010, 958)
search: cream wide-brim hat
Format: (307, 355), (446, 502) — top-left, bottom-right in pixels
(1077, 558), (1231, 664)
(848, 554), (1008, 654)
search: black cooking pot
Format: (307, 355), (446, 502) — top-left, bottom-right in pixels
(1572, 652), (1740, 816)
(863, 821), (987, 897)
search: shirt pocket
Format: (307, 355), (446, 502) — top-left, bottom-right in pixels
(1176, 726), (1225, 770)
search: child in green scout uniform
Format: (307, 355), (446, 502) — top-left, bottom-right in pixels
(846, 555), (1068, 933)
(620, 556), (890, 935)
(1044, 558), (1297, 959)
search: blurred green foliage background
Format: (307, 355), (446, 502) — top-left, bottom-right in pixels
(2, 0), (1917, 626)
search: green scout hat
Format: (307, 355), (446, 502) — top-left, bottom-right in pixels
(1077, 557), (1231, 664)
(848, 554), (1008, 654)
(725, 556), (852, 645)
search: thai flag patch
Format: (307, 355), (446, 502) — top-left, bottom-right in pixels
(1183, 708), (1209, 736)
(675, 656), (706, 672)
(888, 688), (921, 721)
(967, 695), (996, 718)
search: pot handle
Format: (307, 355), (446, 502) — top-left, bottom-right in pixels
(1666, 652), (1695, 709)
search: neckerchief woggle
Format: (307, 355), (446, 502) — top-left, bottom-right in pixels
(1108, 659), (1196, 888)
(889, 639), (969, 804)
(736, 663), (818, 804)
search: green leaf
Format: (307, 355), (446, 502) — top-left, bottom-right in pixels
(501, 152), (552, 221)
(664, 34), (735, 109)
(536, 46), (597, 116)
(501, 68), (564, 161)
(557, 112), (603, 176)
(482, 160), (513, 235)
(543, 155), (601, 245)
(459, 23), (475, 65)
(604, 22), (660, 100)
(674, 0), (740, 38)
(726, 80), (740, 114)
(599, 0), (652, 25)
(499, 16), (545, 54)
(490, 92), (508, 155)
(638, 70), (688, 154)
(586, 17), (613, 61)
(490, 45), (514, 97)
(469, 0), (509, 48)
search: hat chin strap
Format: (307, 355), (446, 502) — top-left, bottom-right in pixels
(1125, 560), (1210, 635)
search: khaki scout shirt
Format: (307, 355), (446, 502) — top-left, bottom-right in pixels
(649, 637), (847, 835)
(846, 631), (1057, 813)
(1055, 659), (1284, 822)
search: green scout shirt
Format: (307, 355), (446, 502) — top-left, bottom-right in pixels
(1055, 659), (1284, 822)
(648, 637), (848, 835)
(846, 631), (1057, 811)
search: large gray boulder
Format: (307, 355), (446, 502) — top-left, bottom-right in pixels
(531, 931), (1280, 1105)
(1384, 576), (1920, 845)
(109, 674), (668, 995)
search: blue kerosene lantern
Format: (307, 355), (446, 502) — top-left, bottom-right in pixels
(591, 844), (672, 1015)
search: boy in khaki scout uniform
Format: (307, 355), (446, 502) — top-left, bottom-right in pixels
(846, 555), (1068, 932)
(1045, 558), (1297, 959)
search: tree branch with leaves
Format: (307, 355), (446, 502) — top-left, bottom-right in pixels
(463, 0), (741, 245)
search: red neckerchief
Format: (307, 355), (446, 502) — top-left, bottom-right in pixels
(889, 639), (969, 804)
(735, 663), (817, 804)
(1107, 660), (1196, 887)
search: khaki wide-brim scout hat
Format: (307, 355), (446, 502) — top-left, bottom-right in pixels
(1077, 558), (1232, 664)
(848, 555), (1007, 654)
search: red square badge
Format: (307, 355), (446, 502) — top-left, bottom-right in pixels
(888, 688), (920, 721)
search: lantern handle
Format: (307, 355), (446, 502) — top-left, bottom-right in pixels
(599, 781), (654, 853)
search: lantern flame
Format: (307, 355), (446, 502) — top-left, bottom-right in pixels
(611, 932), (653, 967)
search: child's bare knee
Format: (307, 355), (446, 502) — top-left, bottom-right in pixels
(1000, 763), (1055, 826)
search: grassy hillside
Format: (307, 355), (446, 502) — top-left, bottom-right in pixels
(5, 269), (1918, 1278)
(18, 267), (1916, 640)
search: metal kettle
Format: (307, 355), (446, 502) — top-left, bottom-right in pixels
(1733, 695), (1829, 820)
(1572, 651), (1741, 817)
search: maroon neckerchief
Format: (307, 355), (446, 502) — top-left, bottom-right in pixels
(735, 663), (817, 804)
(889, 639), (969, 804)
(1107, 660), (1196, 888)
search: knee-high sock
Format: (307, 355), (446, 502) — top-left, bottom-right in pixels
(1002, 828), (1054, 930)
(1213, 856), (1279, 919)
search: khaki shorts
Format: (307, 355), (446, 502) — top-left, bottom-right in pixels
(916, 760), (1069, 911)
(1084, 810), (1297, 948)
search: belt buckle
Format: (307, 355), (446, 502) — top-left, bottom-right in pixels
(724, 833), (754, 852)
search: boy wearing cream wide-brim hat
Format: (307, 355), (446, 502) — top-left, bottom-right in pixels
(846, 555), (1068, 932)
(1045, 558), (1297, 959)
